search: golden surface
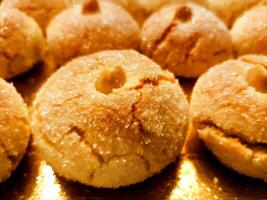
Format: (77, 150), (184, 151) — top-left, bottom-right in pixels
(0, 64), (267, 200)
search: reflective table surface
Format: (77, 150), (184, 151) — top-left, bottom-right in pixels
(0, 64), (266, 200)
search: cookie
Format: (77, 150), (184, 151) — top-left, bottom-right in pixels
(46, 0), (140, 68)
(32, 50), (189, 188)
(191, 55), (267, 182)
(0, 78), (30, 182)
(0, 8), (45, 79)
(140, 3), (233, 78)
(1, 0), (74, 31)
(231, 5), (267, 56)
(207, 0), (267, 27)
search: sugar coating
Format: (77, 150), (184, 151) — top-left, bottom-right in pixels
(46, 1), (140, 68)
(0, 8), (45, 79)
(0, 78), (30, 182)
(1, 0), (74, 31)
(32, 50), (189, 188)
(191, 55), (267, 182)
(231, 5), (267, 56)
(140, 3), (233, 78)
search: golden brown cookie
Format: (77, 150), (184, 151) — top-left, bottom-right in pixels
(206, 0), (267, 27)
(140, 3), (233, 78)
(190, 55), (267, 182)
(231, 5), (267, 56)
(46, 0), (140, 68)
(1, 0), (74, 31)
(0, 78), (30, 182)
(0, 8), (45, 80)
(32, 50), (189, 188)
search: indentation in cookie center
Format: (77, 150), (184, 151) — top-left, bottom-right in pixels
(247, 66), (267, 93)
(83, 0), (100, 14)
(96, 65), (126, 94)
(175, 6), (192, 22)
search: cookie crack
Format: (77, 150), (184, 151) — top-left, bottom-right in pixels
(128, 75), (176, 92)
(69, 125), (105, 165)
(40, 125), (105, 182)
(199, 122), (267, 170)
(126, 75), (176, 131)
(199, 120), (267, 149)
(182, 34), (200, 63)
(148, 6), (193, 59)
(149, 19), (178, 58)
(130, 90), (147, 136)
(36, 113), (104, 165)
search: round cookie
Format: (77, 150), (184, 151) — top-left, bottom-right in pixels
(0, 8), (45, 80)
(140, 3), (233, 78)
(1, 0), (74, 31)
(190, 55), (267, 182)
(104, 0), (208, 25)
(231, 5), (267, 56)
(206, 0), (267, 27)
(32, 50), (189, 188)
(0, 78), (30, 182)
(46, 0), (140, 68)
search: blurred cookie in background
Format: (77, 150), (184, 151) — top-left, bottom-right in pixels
(0, 8), (45, 79)
(46, 0), (140, 68)
(1, 0), (77, 31)
(231, 5), (267, 56)
(0, 78), (30, 182)
(206, 0), (267, 27)
(140, 3), (233, 78)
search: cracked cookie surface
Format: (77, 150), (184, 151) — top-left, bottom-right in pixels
(0, 78), (30, 182)
(140, 3), (233, 78)
(190, 55), (267, 182)
(32, 50), (189, 188)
